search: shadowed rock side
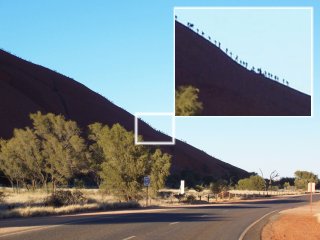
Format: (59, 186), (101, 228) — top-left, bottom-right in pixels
(175, 21), (311, 116)
(0, 49), (248, 179)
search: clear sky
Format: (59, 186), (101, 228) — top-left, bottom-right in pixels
(0, 0), (319, 179)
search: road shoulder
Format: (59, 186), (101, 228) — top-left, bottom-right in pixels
(261, 201), (320, 240)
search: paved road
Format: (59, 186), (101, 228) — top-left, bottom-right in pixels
(1, 195), (318, 240)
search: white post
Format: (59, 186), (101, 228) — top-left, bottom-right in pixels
(308, 182), (316, 213)
(180, 180), (185, 195)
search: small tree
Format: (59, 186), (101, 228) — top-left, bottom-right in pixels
(150, 149), (171, 195)
(0, 139), (27, 190)
(30, 112), (89, 192)
(210, 180), (228, 201)
(194, 185), (204, 200)
(8, 128), (47, 190)
(294, 170), (318, 190)
(268, 170), (279, 190)
(97, 124), (148, 200)
(175, 85), (203, 116)
(89, 123), (171, 201)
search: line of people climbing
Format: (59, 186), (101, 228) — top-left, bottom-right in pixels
(175, 16), (289, 87)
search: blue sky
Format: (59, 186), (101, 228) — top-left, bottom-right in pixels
(0, 0), (319, 178)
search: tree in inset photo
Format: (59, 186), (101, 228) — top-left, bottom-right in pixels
(175, 85), (203, 116)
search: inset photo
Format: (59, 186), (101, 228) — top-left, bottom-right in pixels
(174, 7), (313, 116)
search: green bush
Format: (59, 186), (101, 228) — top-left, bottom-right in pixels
(45, 190), (86, 207)
(237, 175), (265, 191)
(175, 85), (203, 116)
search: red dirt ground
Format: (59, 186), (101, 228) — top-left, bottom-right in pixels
(262, 201), (320, 240)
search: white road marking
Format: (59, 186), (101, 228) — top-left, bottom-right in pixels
(122, 236), (136, 240)
(169, 222), (179, 225)
(238, 210), (277, 240)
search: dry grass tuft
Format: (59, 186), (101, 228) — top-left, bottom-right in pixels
(0, 202), (140, 219)
(0, 187), (140, 219)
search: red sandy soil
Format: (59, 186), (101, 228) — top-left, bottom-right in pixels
(0, 49), (248, 179)
(262, 201), (320, 240)
(175, 21), (311, 116)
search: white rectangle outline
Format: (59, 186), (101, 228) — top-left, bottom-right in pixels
(134, 112), (176, 145)
(174, 6), (314, 118)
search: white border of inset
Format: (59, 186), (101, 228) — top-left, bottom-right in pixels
(134, 112), (176, 145)
(174, 6), (314, 118)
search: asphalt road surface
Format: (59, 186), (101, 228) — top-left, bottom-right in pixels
(1, 195), (318, 240)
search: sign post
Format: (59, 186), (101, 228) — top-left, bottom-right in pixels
(308, 182), (316, 213)
(144, 176), (150, 206)
(180, 180), (185, 195)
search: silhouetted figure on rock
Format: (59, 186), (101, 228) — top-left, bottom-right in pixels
(257, 68), (260, 74)
(187, 22), (194, 28)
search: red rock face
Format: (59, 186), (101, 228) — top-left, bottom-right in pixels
(175, 21), (311, 116)
(0, 49), (248, 179)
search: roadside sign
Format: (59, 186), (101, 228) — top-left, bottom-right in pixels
(308, 182), (315, 193)
(144, 176), (150, 187)
(308, 182), (316, 213)
(180, 180), (185, 194)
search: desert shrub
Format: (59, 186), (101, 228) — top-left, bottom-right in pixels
(72, 190), (86, 202)
(237, 175), (265, 191)
(74, 179), (85, 189)
(185, 194), (196, 203)
(45, 190), (86, 207)
(157, 191), (172, 199)
(0, 191), (5, 203)
(173, 194), (185, 202)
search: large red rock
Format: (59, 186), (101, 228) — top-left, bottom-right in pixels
(0, 49), (248, 179)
